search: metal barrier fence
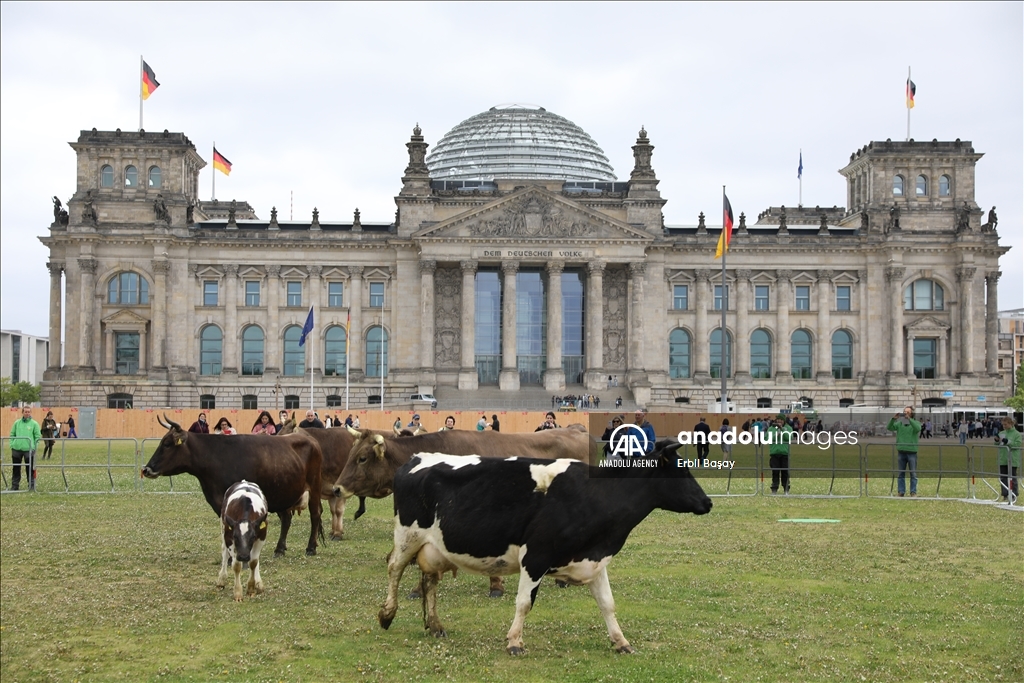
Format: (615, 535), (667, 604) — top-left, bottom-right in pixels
(1, 437), (1018, 503)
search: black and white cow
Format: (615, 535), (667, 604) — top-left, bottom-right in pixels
(377, 440), (712, 655)
(218, 480), (270, 602)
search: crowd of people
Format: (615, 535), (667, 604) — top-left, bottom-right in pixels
(551, 394), (600, 410)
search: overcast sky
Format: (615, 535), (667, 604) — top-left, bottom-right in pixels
(2, 2), (1020, 338)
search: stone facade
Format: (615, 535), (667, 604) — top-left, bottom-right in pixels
(40, 125), (1010, 411)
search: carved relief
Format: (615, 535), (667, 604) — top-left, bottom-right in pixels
(602, 266), (627, 370)
(433, 266), (461, 369)
(468, 196), (589, 238)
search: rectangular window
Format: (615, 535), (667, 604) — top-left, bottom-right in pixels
(836, 285), (851, 311)
(327, 282), (344, 308)
(714, 285), (729, 311)
(286, 281), (302, 307)
(913, 338), (937, 379)
(242, 395), (258, 410)
(754, 285), (770, 311)
(203, 281), (219, 306)
(11, 335), (20, 383)
(795, 285), (810, 311)
(245, 281), (260, 307)
(369, 282), (384, 308)
(673, 285), (688, 310)
(199, 395), (216, 410)
(115, 332), (140, 374)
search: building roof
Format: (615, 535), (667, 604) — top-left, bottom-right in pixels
(425, 105), (616, 182)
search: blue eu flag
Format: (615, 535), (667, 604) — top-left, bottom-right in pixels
(299, 306), (314, 347)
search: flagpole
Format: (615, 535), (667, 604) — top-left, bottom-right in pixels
(720, 185), (728, 415)
(212, 143), (216, 201)
(380, 287), (385, 412)
(139, 56), (144, 132)
(310, 306), (315, 412)
(798, 149), (802, 208)
(345, 329), (350, 411)
(906, 66), (911, 142)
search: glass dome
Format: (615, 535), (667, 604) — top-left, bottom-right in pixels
(426, 105), (617, 182)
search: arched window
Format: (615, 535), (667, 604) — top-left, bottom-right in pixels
(199, 394), (216, 410)
(893, 175), (904, 196)
(903, 279), (944, 311)
(750, 329), (772, 379)
(324, 325), (347, 376)
(242, 394), (258, 410)
(148, 166), (161, 188)
(100, 165), (114, 188)
(939, 174), (951, 196)
(366, 325), (388, 378)
(839, 398), (855, 408)
(757, 397), (773, 409)
(710, 328), (732, 379)
(326, 395), (342, 408)
(107, 393), (133, 409)
(241, 326), (264, 376)
(125, 165), (138, 188)
(916, 174), (928, 196)
(791, 329), (813, 379)
(669, 328), (691, 379)
(284, 395), (300, 409)
(283, 325), (304, 377)
(108, 272), (150, 305)
(832, 329), (853, 379)
(199, 325), (222, 376)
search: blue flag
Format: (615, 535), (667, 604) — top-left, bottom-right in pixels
(299, 306), (314, 347)
(798, 152), (803, 180)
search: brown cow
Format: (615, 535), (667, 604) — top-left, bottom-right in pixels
(334, 427), (599, 597)
(142, 416), (324, 556)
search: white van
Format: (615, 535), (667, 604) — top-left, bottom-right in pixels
(410, 393), (437, 409)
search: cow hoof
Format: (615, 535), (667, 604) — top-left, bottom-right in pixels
(616, 645), (636, 654)
(507, 646), (525, 656)
(488, 589), (504, 598)
(407, 590), (421, 600)
(555, 580), (569, 588)
(330, 534), (344, 541)
(305, 548), (317, 557)
(274, 548), (286, 557)
(378, 610), (394, 630)
(429, 628), (447, 638)
(353, 510), (365, 520)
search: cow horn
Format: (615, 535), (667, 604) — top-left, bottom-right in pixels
(346, 425), (361, 437)
(157, 415), (169, 429)
(373, 434), (384, 445)
(372, 434), (386, 460)
(162, 414), (182, 431)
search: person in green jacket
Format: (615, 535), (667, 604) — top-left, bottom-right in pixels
(996, 417), (1021, 502)
(8, 406), (41, 491)
(886, 406), (922, 497)
(767, 416), (794, 494)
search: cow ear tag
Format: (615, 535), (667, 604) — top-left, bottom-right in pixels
(176, 438), (183, 446)
(259, 521), (267, 530)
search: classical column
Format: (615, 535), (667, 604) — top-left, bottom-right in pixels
(938, 334), (948, 378)
(584, 261), (605, 389)
(627, 262), (647, 372)
(775, 269), (792, 379)
(347, 266), (364, 376)
(857, 270), (869, 378)
(223, 264), (239, 374)
(694, 269), (711, 379)
(419, 260), (436, 371)
(816, 269), (833, 381)
(734, 269), (751, 379)
(47, 261), (64, 369)
(956, 266), (976, 375)
(906, 333), (915, 377)
(78, 258), (97, 369)
(544, 261), (565, 391)
(139, 328), (148, 372)
(985, 271), (1000, 375)
(308, 265), (322, 378)
(104, 329), (114, 372)
(63, 260), (80, 367)
(499, 261), (520, 391)
(458, 261), (478, 390)
(151, 259), (170, 369)
(265, 265), (280, 374)
(886, 266), (905, 376)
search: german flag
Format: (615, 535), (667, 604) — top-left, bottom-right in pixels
(906, 78), (916, 109)
(142, 61), (160, 100)
(213, 148), (232, 176)
(715, 194), (735, 259)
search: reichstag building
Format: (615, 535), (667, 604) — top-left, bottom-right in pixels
(40, 105), (1009, 410)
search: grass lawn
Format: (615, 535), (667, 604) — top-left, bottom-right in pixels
(1, 481), (1021, 683)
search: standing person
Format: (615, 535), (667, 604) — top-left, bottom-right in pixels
(887, 407), (922, 497)
(601, 415), (625, 456)
(352, 414), (361, 429)
(393, 417), (403, 434)
(535, 412), (558, 431)
(490, 414), (500, 432)
(188, 413), (210, 433)
(66, 414), (77, 438)
(438, 415), (456, 431)
(694, 416), (711, 460)
(274, 410), (290, 434)
(633, 409), (656, 455)
(767, 416), (794, 494)
(996, 417), (1021, 502)
(476, 415), (489, 431)
(344, 414), (354, 428)
(299, 410), (325, 429)
(324, 414), (334, 428)
(40, 411), (58, 460)
(407, 414), (426, 434)
(958, 420), (968, 445)
(8, 406), (41, 491)
(251, 411), (277, 435)
(719, 418), (732, 457)
(213, 417), (236, 435)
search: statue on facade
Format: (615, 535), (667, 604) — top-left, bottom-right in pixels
(153, 194), (171, 224)
(81, 190), (97, 224)
(887, 203), (901, 233)
(955, 201), (971, 233)
(986, 206), (998, 231)
(270, 206), (278, 222)
(52, 196), (69, 226)
(228, 200), (237, 223)
(186, 201), (195, 226)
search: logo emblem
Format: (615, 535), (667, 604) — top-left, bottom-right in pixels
(609, 424), (649, 458)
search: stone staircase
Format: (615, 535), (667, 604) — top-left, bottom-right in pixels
(433, 385), (638, 412)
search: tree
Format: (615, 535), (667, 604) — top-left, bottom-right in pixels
(0, 377), (12, 407)
(14, 382), (41, 406)
(1006, 364), (1024, 412)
